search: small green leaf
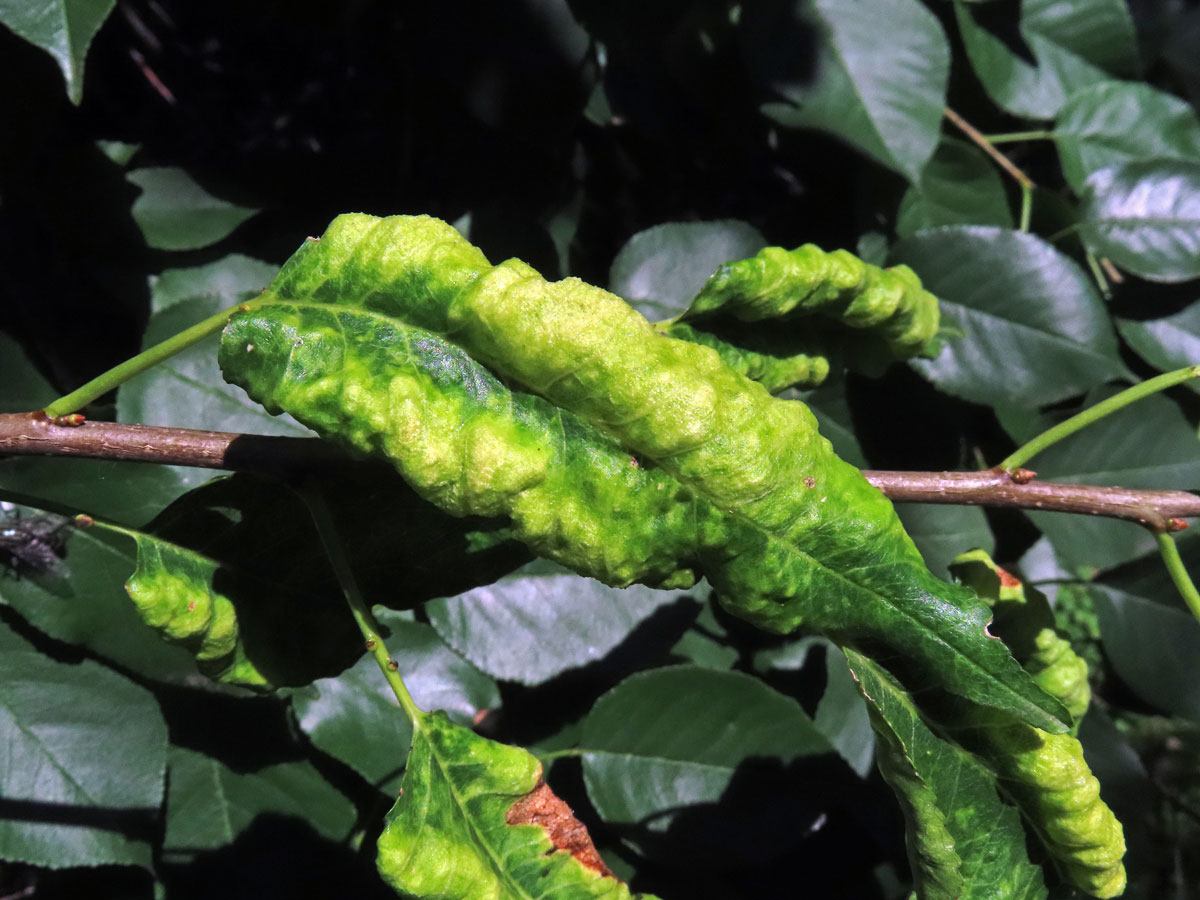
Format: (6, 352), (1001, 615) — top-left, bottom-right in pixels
(291, 615), (499, 794)
(760, 0), (949, 182)
(608, 221), (765, 319)
(1118, 303), (1200, 389)
(894, 226), (1126, 407)
(846, 650), (1049, 900)
(896, 137), (1014, 237)
(956, 0), (1136, 118)
(1055, 82), (1200, 192)
(426, 560), (693, 685)
(1080, 160), (1200, 282)
(580, 666), (835, 863)
(164, 746), (356, 852)
(127, 167), (259, 251)
(378, 712), (656, 900)
(0, 649), (166, 869)
(0, 0), (117, 103)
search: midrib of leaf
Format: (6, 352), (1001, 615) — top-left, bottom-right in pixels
(581, 750), (734, 774)
(414, 714), (543, 900)
(1086, 216), (1200, 227)
(266, 298), (1063, 728)
(209, 758), (236, 843)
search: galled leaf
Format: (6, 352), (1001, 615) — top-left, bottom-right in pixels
(218, 213), (1068, 732)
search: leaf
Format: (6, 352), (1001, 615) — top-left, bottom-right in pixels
(219, 212), (1070, 731)
(896, 137), (1014, 237)
(956, 0), (1136, 118)
(1118, 302), (1200, 389)
(1090, 583), (1200, 721)
(580, 666), (836, 864)
(0, 510), (203, 684)
(291, 615), (499, 794)
(1020, 388), (1200, 572)
(0, 331), (56, 412)
(845, 649), (1049, 900)
(894, 226), (1127, 407)
(0, 648), (167, 869)
(608, 221), (765, 319)
(378, 711), (657, 900)
(1080, 160), (1200, 282)
(127, 167), (259, 251)
(894, 502), (994, 579)
(0, 0), (117, 103)
(426, 560), (693, 685)
(116, 254), (312, 495)
(756, 0), (949, 182)
(163, 746), (355, 853)
(1055, 81), (1200, 192)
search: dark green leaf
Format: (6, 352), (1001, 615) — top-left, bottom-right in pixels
(581, 666), (835, 862)
(0, 649), (166, 869)
(814, 645), (874, 777)
(608, 221), (765, 319)
(1055, 82), (1200, 192)
(894, 503), (994, 579)
(1080, 160), (1200, 282)
(894, 226), (1126, 407)
(896, 137), (1014, 237)
(0, 332), (56, 412)
(0, 0), (117, 103)
(127, 168), (259, 251)
(760, 0), (949, 182)
(1091, 583), (1200, 721)
(163, 745), (355, 852)
(956, 0), (1135, 118)
(426, 560), (693, 685)
(846, 650), (1048, 900)
(291, 615), (499, 793)
(1022, 389), (1200, 572)
(1118, 302), (1200, 388)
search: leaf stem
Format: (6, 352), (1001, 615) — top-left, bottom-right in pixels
(984, 130), (1054, 144)
(299, 483), (424, 724)
(43, 302), (256, 418)
(998, 366), (1200, 473)
(1156, 532), (1200, 624)
(944, 107), (1035, 192)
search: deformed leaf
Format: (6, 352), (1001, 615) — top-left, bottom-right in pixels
(846, 650), (1048, 900)
(1080, 160), (1200, 282)
(377, 711), (657, 900)
(219, 213), (1069, 732)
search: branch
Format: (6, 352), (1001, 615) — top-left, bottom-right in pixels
(2, 413), (1197, 532)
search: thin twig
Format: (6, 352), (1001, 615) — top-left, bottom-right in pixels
(944, 107), (1035, 191)
(3, 413), (1198, 531)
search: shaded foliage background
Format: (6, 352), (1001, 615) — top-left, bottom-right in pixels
(3, 1), (1200, 898)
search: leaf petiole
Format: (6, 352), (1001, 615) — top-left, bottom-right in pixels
(998, 366), (1200, 473)
(299, 484), (424, 724)
(1156, 532), (1200, 625)
(43, 301), (262, 418)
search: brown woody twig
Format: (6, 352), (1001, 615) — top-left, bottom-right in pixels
(2, 412), (1198, 533)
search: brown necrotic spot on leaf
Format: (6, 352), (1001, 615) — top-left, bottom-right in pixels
(505, 780), (613, 878)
